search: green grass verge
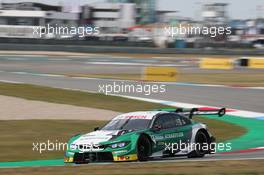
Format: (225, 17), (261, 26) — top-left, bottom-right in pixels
(0, 119), (245, 162)
(195, 117), (246, 142)
(0, 120), (105, 162)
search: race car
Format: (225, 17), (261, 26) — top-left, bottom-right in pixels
(64, 108), (225, 163)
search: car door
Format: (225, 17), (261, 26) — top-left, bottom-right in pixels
(171, 114), (193, 154)
(150, 114), (178, 154)
(150, 113), (193, 155)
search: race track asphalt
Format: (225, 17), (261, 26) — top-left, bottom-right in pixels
(0, 54), (263, 112)
(0, 71), (263, 112)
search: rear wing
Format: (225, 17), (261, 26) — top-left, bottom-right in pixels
(155, 108), (226, 119)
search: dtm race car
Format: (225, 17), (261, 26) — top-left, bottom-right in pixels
(64, 108), (225, 163)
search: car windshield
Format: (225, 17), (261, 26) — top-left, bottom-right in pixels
(101, 119), (151, 131)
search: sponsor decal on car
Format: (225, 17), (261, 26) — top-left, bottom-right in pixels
(151, 132), (184, 141)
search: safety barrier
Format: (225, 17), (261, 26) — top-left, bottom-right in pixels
(200, 58), (234, 70)
(142, 67), (177, 82)
(238, 57), (264, 69)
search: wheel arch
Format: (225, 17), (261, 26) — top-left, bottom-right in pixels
(137, 133), (154, 153)
(138, 133), (154, 147)
(191, 123), (212, 144)
(197, 128), (211, 142)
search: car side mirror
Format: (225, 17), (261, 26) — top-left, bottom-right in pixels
(94, 127), (99, 131)
(152, 124), (162, 131)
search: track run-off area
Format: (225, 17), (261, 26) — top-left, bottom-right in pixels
(0, 83), (263, 168)
(0, 52), (263, 168)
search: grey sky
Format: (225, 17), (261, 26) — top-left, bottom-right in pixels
(3, 0), (264, 19)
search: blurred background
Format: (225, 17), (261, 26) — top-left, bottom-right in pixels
(0, 0), (263, 48)
(0, 1), (264, 173)
(0, 0), (263, 89)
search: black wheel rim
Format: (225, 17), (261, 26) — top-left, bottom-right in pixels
(138, 138), (150, 160)
(139, 145), (146, 156)
(196, 133), (207, 154)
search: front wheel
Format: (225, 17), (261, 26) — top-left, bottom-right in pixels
(137, 135), (151, 161)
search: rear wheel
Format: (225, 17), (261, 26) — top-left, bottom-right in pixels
(137, 135), (151, 161)
(188, 131), (208, 158)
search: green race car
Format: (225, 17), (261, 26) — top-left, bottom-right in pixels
(64, 108), (225, 163)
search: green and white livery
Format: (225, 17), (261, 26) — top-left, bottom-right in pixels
(64, 108), (225, 163)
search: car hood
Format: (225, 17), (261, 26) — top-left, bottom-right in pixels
(72, 130), (121, 145)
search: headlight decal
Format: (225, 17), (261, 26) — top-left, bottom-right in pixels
(110, 141), (129, 149)
(70, 144), (77, 150)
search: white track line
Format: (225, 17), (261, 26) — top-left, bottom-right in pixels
(0, 80), (24, 84)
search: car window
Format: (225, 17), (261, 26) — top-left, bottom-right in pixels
(153, 116), (163, 128)
(153, 113), (185, 130)
(181, 116), (192, 125)
(162, 115), (175, 129)
(175, 117), (183, 126)
(171, 114), (183, 127)
(101, 119), (151, 130)
(153, 114), (176, 129)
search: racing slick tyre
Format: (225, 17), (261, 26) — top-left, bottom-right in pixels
(188, 130), (209, 158)
(137, 135), (151, 161)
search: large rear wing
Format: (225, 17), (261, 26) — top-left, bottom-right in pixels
(156, 108), (226, 119)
